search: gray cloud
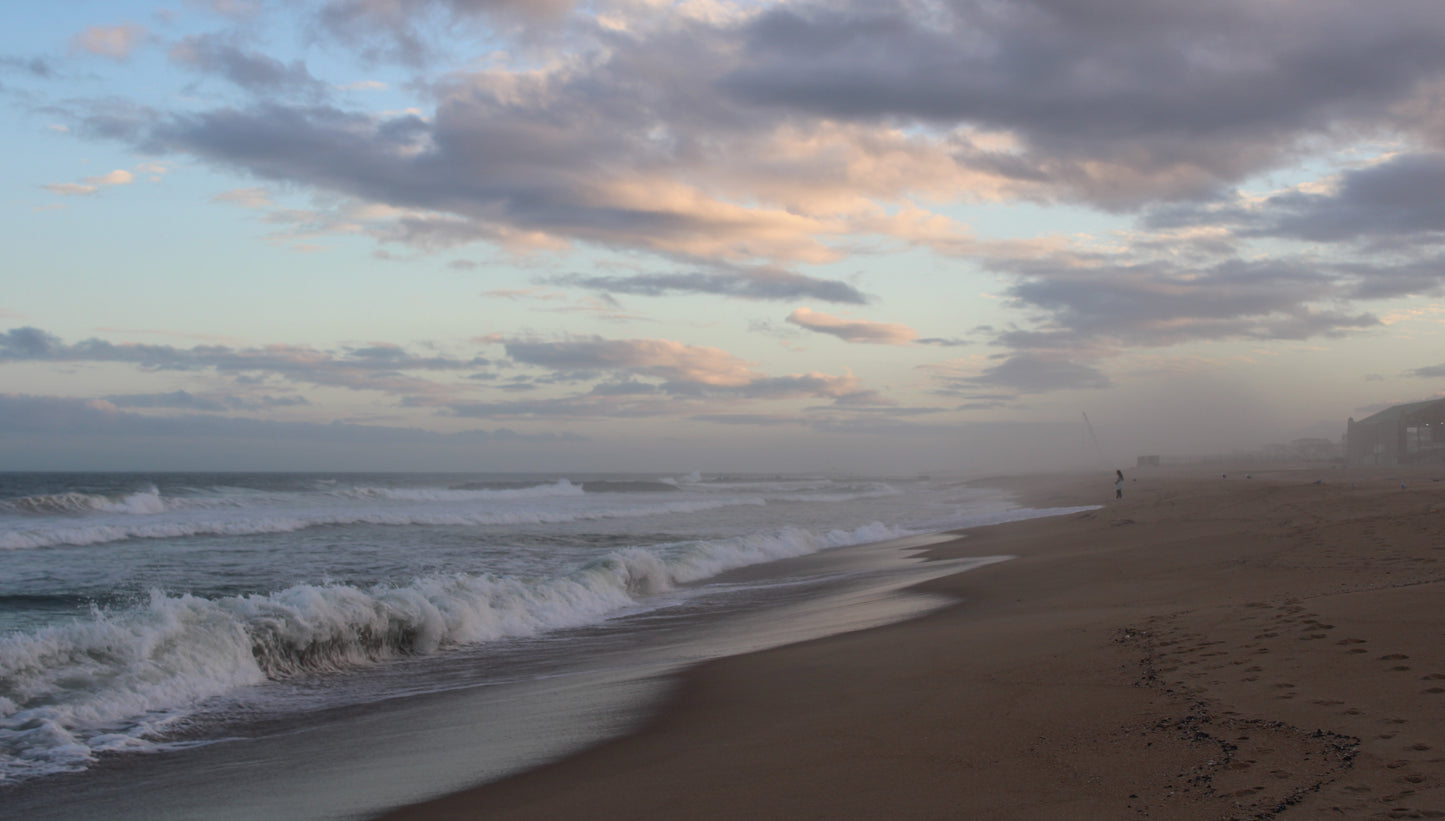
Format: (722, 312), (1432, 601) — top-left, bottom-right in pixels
(410, 335), (869, 420)
(1412, 363), (1445, 378)
(103, 390), (311, 412)
(967, 353), (1110, 394)
(691, 413), (801, 427)
(724, 0), (1445, 206)
(1149, 153), (1445, 252)
(0, 55), (55, 78)
(436, 393), (687, 420)
(170, 34), (328, 98)
(993, 258), (1379, 350)
(551, 266), (868, 304)
(0, 392), (581, 443)
(501, 337), (752, 386)
(1258, 153), (1445, 244)
(0, 327), (487, 396)
(63, 0), (1445, 292)
(317, 0), (578, 65)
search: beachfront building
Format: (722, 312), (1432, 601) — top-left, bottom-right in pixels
(1345, 398), (1445, 466)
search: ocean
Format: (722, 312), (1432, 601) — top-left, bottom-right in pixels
(0, 471), (1090, 819)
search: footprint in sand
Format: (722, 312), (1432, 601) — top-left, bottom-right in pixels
(1381, 654), (1411, 661)
(1338, 638), (1367, 645)
(1343, 784), (1373, 793)
(1424, 687), (1445, 695)
(1349, 648), (1370, 654)
(1380, 789), (1416, 802)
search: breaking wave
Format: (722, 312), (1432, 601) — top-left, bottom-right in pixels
(3, 487), (166, 516)
(0, 520), (904, 781)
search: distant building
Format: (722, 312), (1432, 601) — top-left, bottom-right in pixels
(1346, 398), (1445, 466)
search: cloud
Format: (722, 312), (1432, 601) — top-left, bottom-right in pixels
(1412, 363), (1445, 378)
(71, 24), (150, 60)
(502, 336), (755, 386)
(552, 265), (869, 304)
(967, 353), (1111, 394)
(990, 256), (1380, 350)
(103, 389), (310, 412)
(88, 169), (134, 186)
(44, 168), (140, 197)
(0, 55), (55, 78)
(785, 307), (917, 344)
(170, 34), (328, 98)
(316, 0), (578, 65)
(63, 0), (1445, 284)
(412, 334), (874, 421)
(104, 390), (234, 412)
(0, 326), (488, 397)
(43, 182), (99, 196)
(1255, 153), (1445, 245)
(0, 392), (579, 443)
(213, 187), (274, 208)
(722, 0), (1445, 207)
(195, 0), (264, 19)
(736, 372), (860, 399)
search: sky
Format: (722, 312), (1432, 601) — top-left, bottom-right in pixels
(2, 0), (1444, 475)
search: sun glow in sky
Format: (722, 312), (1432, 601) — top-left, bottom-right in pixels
(3, 0), (1444, 473)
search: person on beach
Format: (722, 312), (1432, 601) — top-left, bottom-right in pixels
(1115, 469), (1124, 499)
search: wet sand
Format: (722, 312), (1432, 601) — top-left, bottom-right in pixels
(375, 467), (1445, 820)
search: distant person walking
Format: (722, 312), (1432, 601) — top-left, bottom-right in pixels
(1115, 469), (1124, 499)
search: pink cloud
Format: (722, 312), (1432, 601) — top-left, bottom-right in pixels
(71, 24), (150, 60)
(786, 307), (918, 345)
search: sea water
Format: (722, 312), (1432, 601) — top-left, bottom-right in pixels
(0, 472), (1090, 819)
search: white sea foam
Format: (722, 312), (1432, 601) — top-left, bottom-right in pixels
(0, 494), (765, 551)
(330, 479), (585, 503)
(0, 516), (911, 781)
(4, 487), (166, 516)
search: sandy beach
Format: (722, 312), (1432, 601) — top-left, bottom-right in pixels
(375, 467), (1445, 820)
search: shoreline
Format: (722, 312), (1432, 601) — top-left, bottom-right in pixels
(374, 467), (1445, 820)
